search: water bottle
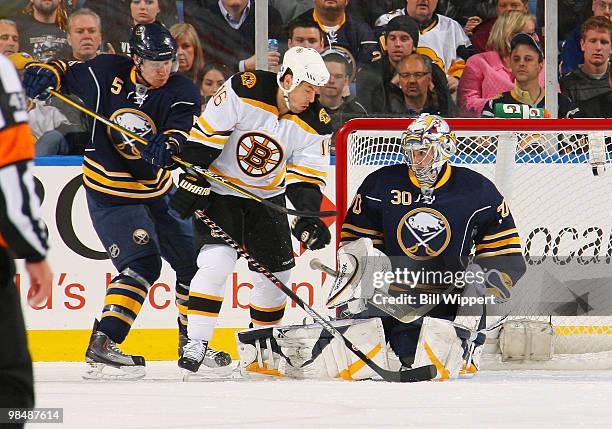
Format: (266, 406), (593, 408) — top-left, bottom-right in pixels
(268, 38), (280, 72)
(268, 38), (279, 53)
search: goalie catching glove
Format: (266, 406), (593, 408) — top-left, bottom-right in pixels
(169, 173), (211, 218)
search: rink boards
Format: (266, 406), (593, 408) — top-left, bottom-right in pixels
(20, 161), (612, 361)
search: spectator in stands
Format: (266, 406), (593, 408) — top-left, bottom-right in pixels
(482, 33), (580, 118)
(292, 0), (381, 65)
(319, 49), (367, 132)
(561, 16), (612, 117)
(184, 0), (283, 74)
(356, 15), (450, 114)
(0, 19), (20, 56)
(287, 18), (325, 52)
(561, 0), (612, 75)
(199, 63), (231, 107)
(170, 23), (205, 84)
(66, 8), (102, 61)
(458, 11), (543, 117)
(436, 0), (496, 35)
(388, 53), (454, 115)
(80, 0), (130, 54)
(375, 0), (474, 93)
(114, 0), (164, 55)
(558, 0), (593, 41)
(470, 0), (528, 54)
(347, 0), (405, 28)
(270, 0), (312, 24)
(11, 0), (69, 61)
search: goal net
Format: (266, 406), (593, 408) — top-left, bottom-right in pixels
(335, 118), (612, 370)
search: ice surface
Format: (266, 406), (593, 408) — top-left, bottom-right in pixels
(29, 362), (612, 429)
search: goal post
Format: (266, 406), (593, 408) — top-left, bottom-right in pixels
(334, 118), (612, 369)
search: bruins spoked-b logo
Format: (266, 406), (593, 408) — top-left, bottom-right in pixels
(108, 108), (157, 159)
(236, 132), (283, 177)
(397, 208), (451, 260)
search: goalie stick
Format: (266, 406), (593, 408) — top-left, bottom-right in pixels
(48, 89), (336, 219)
(194, 210), (437, 383)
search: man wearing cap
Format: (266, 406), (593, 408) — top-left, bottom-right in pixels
(482, 33), (580, 118)
(355, 15), (450, 114)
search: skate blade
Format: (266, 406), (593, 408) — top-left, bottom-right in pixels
(181, 362), (237, 381)
(83, 361), (146, 380)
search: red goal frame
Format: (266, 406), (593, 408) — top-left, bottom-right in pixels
(334, 118), (612, 244)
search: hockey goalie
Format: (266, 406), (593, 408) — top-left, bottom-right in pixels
(237, 115), (527, 381)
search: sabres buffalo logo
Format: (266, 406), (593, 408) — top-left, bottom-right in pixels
(397, 208), (451, 260)
(236, 132), (283, 177)
(107, 109), (157, 159)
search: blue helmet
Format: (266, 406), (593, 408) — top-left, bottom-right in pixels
(129, 22), (177, 63)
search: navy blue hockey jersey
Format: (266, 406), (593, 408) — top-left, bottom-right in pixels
(48, 55), (201, 202)
(341, 163), (526, 286)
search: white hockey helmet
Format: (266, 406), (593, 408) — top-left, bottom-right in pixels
(277, 46), (330, 94)
(401, 114), (457, 186)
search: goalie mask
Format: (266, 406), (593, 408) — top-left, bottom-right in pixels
(277, 46), (329, 111)
(401, 114), (457, 188)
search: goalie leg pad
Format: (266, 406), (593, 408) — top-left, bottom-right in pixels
(237, 326), (285, 378)
(413, 317), (466, 380)
(237, 318), (390, 380)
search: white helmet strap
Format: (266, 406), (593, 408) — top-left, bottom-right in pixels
(278, 72), (296, 112)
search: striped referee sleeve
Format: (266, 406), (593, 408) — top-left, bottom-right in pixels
(0, 159), (48, 261)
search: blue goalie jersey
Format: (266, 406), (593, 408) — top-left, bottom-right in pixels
(49, 55), (201, 203)
(341, 163), (527, 286)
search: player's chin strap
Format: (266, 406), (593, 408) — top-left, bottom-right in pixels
(193, 210), (437, 383)
(48, 88), (336, 219)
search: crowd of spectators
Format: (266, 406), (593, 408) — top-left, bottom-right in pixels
(0, 0), (610, 156)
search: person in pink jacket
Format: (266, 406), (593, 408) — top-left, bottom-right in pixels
(457, 10), (544, 117)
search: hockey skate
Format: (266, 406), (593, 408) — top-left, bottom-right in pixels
(179, 339), (233, 380)
(83, 330), (146, 380)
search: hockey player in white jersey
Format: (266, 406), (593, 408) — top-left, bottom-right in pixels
(170, 47), (333, 373)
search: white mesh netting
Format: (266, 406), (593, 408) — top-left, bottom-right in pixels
(336, 120), (612, 369)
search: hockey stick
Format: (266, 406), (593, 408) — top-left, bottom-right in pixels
(194, 210), (437, 383)
(48, 89), (336, 219)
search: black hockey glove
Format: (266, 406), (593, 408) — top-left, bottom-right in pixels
(291, 217), (331, 250)
(169, 174), (211, 219)
(138, 132), (179, 169)
(23, 63), (59, 100)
